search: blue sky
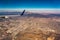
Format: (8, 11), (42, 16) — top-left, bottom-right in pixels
(0, 0), (60, 9)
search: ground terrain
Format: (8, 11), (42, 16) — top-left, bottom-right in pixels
(0, 13), (60, 40)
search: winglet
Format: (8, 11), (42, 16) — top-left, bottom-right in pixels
(20, 10), (25, 16)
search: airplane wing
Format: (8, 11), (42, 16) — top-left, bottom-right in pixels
(20, 10), (25, 16)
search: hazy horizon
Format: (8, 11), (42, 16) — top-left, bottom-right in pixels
(0, 8), (60, 14)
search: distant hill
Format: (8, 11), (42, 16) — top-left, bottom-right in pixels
(0, 12), (21, 15)
(0, 12), (60, 18)
(23, 13), (60, 18)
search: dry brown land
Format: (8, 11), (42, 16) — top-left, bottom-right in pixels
(0, 16), (60, 40)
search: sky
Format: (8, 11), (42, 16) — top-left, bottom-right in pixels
(0, 0), (60, 9)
